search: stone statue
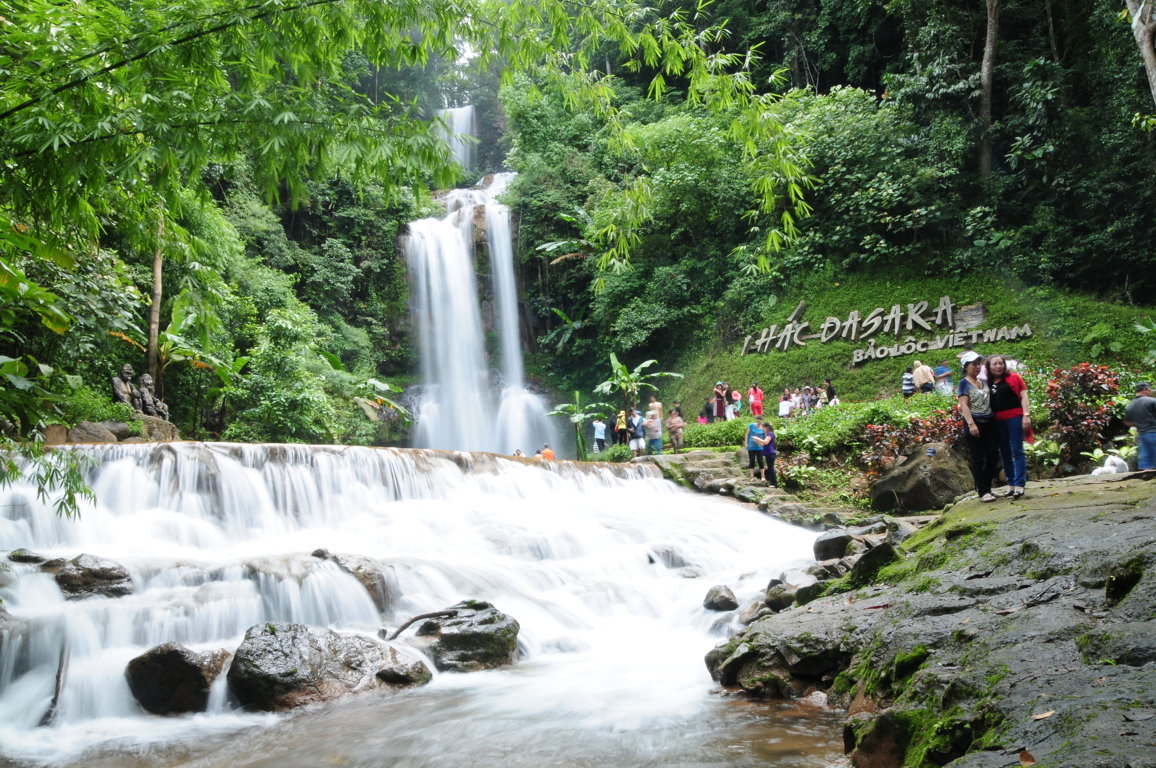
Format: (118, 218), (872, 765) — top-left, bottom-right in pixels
(112, 364), (140, 410)
(137, 374), (169, 420)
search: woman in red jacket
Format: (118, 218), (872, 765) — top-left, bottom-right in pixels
(986, 355), (1031, 499)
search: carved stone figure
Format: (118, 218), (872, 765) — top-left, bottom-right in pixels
(138, 374), (169, 420)
(112, 364), (140, 410)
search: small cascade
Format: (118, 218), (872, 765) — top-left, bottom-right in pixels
(0, 443), (830, 767)
(436, 105), (476, 173)
(406, 174), (558, 455)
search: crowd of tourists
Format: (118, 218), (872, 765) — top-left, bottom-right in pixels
(698, 380), (841, 423)
(522, 350), (1156, 490)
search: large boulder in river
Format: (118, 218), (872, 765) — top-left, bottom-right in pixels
(49, 554), (133, 598)
(868, 442), (972, 513)
(227, 623), (431, 711)
(412, 600), (520, 672)
(125, 643), (230, 714)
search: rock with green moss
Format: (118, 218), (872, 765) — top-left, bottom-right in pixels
(707, 474), (1156, 768)
(413, 600), (520, 672)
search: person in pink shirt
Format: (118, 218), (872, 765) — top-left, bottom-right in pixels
(747, 382), (764, 417)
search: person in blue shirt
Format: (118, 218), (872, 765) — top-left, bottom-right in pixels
(934, 361), (954, 395)
(746, 420), (766, 480)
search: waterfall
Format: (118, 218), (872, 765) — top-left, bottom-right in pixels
(0, 443), (836, 767)
(406, 174), (558, 456)
(436, 106), (476, 173)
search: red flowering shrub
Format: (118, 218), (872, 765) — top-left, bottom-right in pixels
(860, 408), (963, 472)
(1044, 363), (1119, 461)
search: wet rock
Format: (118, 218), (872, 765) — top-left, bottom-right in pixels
(885, 519), (918, 547)
(703, 585), (739, 611)
(66, 421), (117, 444)
(412, 600), (519, 672)
(1079, 623), (1156, 667)
(50, 554), (133, 598)
(848, 542), (899, 583)
(848, 520), (888, 537)
(312, 550), (400, 614)
(739, 601), (769, 624)
(806, 559), (848, 581)
(227, 623), (431, 710)
(8, 548), (46, 564)
(765, 583), (798, 612)
(1105, 563), (1143, 603)
(794, 582), (826, 606)
(125, 643), (230, 714)
(844, 710), (913, 768)
(868, 442), (972, 513)
(814, 530), (853, 560)
(649, 544), (698, 570)
(707, 473), (1156, 768)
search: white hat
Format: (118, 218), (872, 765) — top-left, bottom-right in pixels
(960, 350), (982, 366)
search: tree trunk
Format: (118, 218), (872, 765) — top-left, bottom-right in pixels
(1126, 0), (1156, 109)
(979, 0), (1001, 177)
(147, 213), (165, 386)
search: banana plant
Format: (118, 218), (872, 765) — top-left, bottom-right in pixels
(548, 391), (613, 461)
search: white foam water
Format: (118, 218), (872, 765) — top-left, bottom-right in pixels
(0, 443), (838, 767)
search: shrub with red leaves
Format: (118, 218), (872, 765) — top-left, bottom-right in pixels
(861, 408), (963, 472)
(1044, 363), (1119, 460)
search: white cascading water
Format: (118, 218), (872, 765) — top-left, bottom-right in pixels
(406, 173), (559, 455)
(0, 443), (841, 767)
(436, 106), (476, 173)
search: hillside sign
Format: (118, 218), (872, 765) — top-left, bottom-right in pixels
(740, 296), (1032, 366)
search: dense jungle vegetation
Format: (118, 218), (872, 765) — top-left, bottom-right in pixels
(1, 0), (1154, 448)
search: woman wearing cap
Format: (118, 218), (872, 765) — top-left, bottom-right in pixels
(713, 382), (727, 421)
(958, 353), (1000, 503)
(987, 354), (1031, 499)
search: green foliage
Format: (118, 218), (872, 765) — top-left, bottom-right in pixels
(593, 353), (683, 412)
(547, 392), (614, 461)
(597, 443), (633, 463)
(0, 437), (94, 519)
(50, 386), (135, 427)
(221, 305), (338, 444)
(1025, 438), (1063, 479)
(681, 418), (752, 448)
(774, 88), (968, 273)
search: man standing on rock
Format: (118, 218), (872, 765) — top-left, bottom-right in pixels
(1124, 382), (1156, 470)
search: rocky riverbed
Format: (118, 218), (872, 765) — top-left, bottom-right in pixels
(716, 471), (1151, 763)
(677, 456), (1156, 768)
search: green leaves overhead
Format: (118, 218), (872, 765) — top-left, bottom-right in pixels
(2, 0), (813, 270)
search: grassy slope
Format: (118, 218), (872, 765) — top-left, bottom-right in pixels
(667, 269), (1152, 411)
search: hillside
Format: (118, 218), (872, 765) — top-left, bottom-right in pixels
(665, 271), (1152, 412)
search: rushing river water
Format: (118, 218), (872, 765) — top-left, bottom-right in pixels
(0, 443), (845, 767)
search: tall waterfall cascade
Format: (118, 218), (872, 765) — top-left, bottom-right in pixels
(0, 443), (834, 767)
(436, 106), (476, 173)
(406, 172), (559, 455)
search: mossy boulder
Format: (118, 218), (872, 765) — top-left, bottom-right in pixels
(412, 600), (520, 672)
